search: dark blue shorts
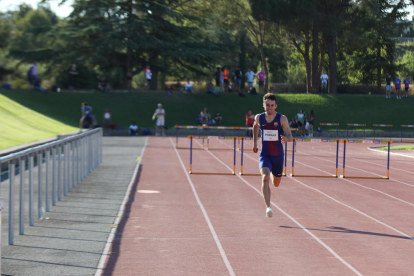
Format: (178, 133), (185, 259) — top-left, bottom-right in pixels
(259, 154), (284, 177)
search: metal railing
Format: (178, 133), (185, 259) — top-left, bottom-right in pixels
(0, 128), (103, 255)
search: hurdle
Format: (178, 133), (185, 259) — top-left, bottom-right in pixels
(340, 140), (391, 179)
(290, 138), (340, 178)
(320, 123), (339, 139)
(347, 124), (366, 140)
(188, 135), (236, 175)
(239, 137), (288, 176)
(400, 125), (414, 142)
(373, 124), (392, 141)
(175, 125), (206, 150)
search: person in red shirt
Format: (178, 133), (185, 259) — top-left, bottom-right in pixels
(223, 66), (229, 92)
(246, 109), (255, 136)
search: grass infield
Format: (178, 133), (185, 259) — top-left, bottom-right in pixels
(378, 145), (414, 150)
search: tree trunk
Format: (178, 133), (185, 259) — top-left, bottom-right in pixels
(259, 45), (269, 93)
(304, 43), (311, 94)
(239, 32), (246, 90)
(150, 55), (158, 90)
(376, 46), (381, 93)
(327, 34), (337, 94)
(318, 38), (327, 78)
(311, 22), (320, 94)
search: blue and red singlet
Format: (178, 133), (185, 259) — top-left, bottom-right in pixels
(259, 112), (285, 177)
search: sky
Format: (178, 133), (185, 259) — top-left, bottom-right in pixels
(0, 0), (414, 19)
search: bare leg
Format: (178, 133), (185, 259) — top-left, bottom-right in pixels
(272, 175), (282, 187)
(261, 168), (271, 208)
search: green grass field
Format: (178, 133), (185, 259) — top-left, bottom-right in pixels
(1, 90), (413, 149)
(0, 93), (77, 150)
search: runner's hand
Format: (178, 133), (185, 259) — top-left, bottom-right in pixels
(252, 146), (258, 153)
(281, 135), (287, 144)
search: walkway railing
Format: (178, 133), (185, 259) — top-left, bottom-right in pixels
(0, 128), (103, 265)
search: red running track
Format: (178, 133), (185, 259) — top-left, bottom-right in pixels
(102, 137), (414, 275)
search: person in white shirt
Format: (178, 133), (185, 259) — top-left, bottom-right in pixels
(245, 68), (255, 88)
(184, 79), (194, 93)
(145, 65), (152, 89)
(129, 122), (138, 135)
(320, 71), (329, 94)
(152, 103), (166, 136)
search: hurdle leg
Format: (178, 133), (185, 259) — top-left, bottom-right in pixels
(233, 138), (236, 175)
(284, 141), (287, 176)
(240, 138), (244, 175)
(290, 139), (295, 176)
(189, 137), (193, 174)
(341, 140), (346, 178)
(335, 140), (339, 177)
(387, 141), (390, 179)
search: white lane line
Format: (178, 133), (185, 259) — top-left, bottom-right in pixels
(95, 137), (148, 276)
(221, 142), (414, 242)
(170, 138), (236, 276)
(193, 140), (363, 276)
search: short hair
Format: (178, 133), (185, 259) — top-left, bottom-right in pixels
(263, 93), (277, 104)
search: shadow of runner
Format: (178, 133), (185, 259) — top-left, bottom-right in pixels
(102, 164), (143, 275)
(279, 225), (413, 240)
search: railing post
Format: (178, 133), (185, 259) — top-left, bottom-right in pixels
(9, 159), (15, 245)
(45, 149), (50, 212)
(19, 157), (25, 235)
(29, 154), (34, 226)
(63, 143), (67, 197)
(52, 147), (56, 206)
(37, 151), (43, 219)
(72, 141), (75, 188)
(58, 146), (62, 201)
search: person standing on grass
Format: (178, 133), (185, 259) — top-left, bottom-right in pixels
(152, 103), (166, 136)
(403, 75), (410, 98)
(245, 68), (255, 89)
(252, 93), (293, 218)
(233, 66), (242, 92)
(256, 68), (267, 93)
(213, 67), (221, 93)
(80, 102), (93, 129)
(320, 71), (328, 94)
(309, 110), (314, 137)
(145, 65), (152, 89)
(385, 74), (391, 98)
(394, 75), (401, 99)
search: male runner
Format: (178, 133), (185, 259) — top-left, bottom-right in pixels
(253, 93), (293, 218)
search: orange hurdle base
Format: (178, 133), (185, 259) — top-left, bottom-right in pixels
(290, 174), (338, 178)
(239, 173), (287, 177)
(207, 148), (234, 151)
(189, 172), (235, 175)
(176, 147), (204, 150)
(340, 175), (388, 179)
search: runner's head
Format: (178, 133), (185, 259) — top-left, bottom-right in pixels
(263, 93), (277, 115)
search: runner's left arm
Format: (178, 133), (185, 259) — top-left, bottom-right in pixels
(280, 115), (293, 143)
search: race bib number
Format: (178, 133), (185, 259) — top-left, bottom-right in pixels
(263, 130), (279, 141)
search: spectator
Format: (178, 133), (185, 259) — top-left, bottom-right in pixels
(68, 64), (79, 90)
(245, 68), (255, 89)
(80, 102), (93, 129)
(385, 74), (391, 99)
(27, 65), (34, 89)
(223, 66), (230, 91)
(206, 79), (218, 96)
(295, 109), (304, 137)
(199, 111), (206, 125)
(214, 112), (222, 125)
(203, 108), (211, 123)
(145, 65), (152, 89)
(33, 77), (46, 93)
(303, 119), (309, 136)
(394, 75), (401, 99)
(31, 61), (38, 79)
(309, 110), (314, 137)
(403, 75), (410, 98)
(256, 68), (266, 93)
(245, 109), (254, 136)
(302, 110), (307, 136)
(233, 66), (242, 92)
(126, 70), (133, 89)
(103, 108), (111, 128)
(185, 79), (194, 93)
(320, 71), (328, 94)
(248, 86), (257, 94)
(129, 122), (139, 135)
(220, 67), (224, 92)
(98, 77), (111, 92)
(152, 103), (166, 136)
(213, 67), (221, 93)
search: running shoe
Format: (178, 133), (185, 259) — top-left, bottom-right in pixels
(266, 207), (273, 218)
